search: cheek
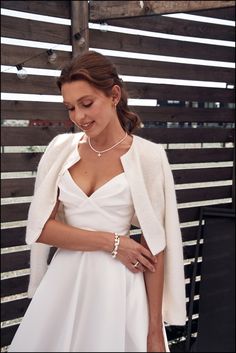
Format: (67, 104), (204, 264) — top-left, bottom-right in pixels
(68, 111), (75, 120)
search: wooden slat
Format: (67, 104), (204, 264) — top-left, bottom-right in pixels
(1, 299), (30, 322)
(136, 127), (234, 143)
(2, 72), (235, 102)
(186, 281), (200, 299)
(2, 126), (234, 146)
(190, 6), (236, 20)
(1, 251), (30, 272)
(2, 73), (235, 102)
(179, 207), (203, 224)
(1, 73), (60, 95)
(185, 261), (202, 280)
(166, 326), (186, 342)
(180, 208), (232, 241)
(1, 227), (27, 248)
(1, 153), (42, 172)
(1, 167), (232, 199)
(166, 148), (234, 163)
(1, 44), (71, 70)
(1, 127), (69, 146)
(1, 178), (35, 197)
(90, 0), (235, 20)
(0, 211), (229, 249)
(90, 30), (235, 63)
(1, 148), (233, 174)
(181, 225), (199, 242)
(2, 101), (67, 121)
(90, 0), (149, 20)
(1, 203), (30, 222)
(1, 0), (70, 18)
(173, 167), (233, 184)
(106, 15), (235, 41)
(1, 325), (19, 348)
(109, 56), (235, 84)
(145, 1), (236, 14)
(186, 298), (200, 316)
(178, 203), (232, 221)
(166, 324), (188, 342)
(1, 15), (70, 44)
(176, 185), (232, 203)
(1, 185), (232, 223)
(133, 106), (235, 123)
(126, 82), (235, 103)
(184, 241), (202, 260)
(1, 275), (29, 297)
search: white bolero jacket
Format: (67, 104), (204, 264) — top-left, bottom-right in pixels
(26, 132), (186, 326)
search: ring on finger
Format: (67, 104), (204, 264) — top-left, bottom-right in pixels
(133, 260), (140, 268)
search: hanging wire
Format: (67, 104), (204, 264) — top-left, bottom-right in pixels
(2, 26), (89, 74)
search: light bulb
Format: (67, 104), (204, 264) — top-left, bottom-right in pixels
(74, 32), (86, 47)
(47, 49), (57, 63)
(100, 23), (108, 32)
(78, 36), (86, 47)
(16, 64), (28, 79)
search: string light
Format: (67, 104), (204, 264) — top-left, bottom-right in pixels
(2, 26), (89, 79)
(74, 32), (86, 47)
(100, 22), (108, 32)
(16, 64), (28, 79)
(47, 49), (57, 63)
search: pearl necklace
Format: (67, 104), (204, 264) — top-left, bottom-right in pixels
(88, 132), (128, 157)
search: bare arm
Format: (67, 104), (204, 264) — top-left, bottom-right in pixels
(141, 235), (166, 352)
(37, 198), (157, 273)
(37, 199), (114, 252)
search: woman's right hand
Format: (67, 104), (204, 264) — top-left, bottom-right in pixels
(116, 236), (157, 273)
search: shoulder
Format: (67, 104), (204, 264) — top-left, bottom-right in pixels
(47, 132), (83, 149)
(132, 135), (170, 172)
(37, 132), (83, 168)
(133, 134), (165, 156)
(42, 131), (83, 156)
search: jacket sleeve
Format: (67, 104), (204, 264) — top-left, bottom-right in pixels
(26, 136), (59, 298)
(159, 146), (187, 325)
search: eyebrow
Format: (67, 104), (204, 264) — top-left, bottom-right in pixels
(63, 95), (93, 105)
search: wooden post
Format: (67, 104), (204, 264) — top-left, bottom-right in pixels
(71, 0), (89, 57)
(70, 1), (89, 133)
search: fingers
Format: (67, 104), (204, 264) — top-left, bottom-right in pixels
(129, 262), (144, 274)
(137, 254), (156, 273)
(140, 245), (157, 264)
(117, 237), (157, 273)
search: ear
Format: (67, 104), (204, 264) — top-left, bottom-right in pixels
(111, 85), (121, 105)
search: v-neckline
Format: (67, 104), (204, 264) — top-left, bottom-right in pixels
(65, 170), (125, 199)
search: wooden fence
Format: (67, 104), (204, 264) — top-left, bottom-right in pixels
(1, 1), (235, 351)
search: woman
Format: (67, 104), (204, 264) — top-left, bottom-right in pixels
(9, 51), (186, 352)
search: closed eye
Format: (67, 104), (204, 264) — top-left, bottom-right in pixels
(83, 102), (93, 108)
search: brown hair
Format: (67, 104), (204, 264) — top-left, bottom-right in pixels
(57, 50), (141, 133)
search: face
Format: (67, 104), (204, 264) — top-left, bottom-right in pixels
(61, 80), (120, 137)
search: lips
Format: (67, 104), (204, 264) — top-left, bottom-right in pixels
(79, 121), (95, 130)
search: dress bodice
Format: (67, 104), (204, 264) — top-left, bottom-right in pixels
(58, 170), (135, 236)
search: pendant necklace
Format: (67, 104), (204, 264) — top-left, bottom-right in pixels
(88, 132), (128, 157)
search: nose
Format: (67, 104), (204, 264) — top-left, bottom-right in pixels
(72, 107), (86, 125)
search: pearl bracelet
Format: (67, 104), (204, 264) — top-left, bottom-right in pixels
(111, 233), (120, 258)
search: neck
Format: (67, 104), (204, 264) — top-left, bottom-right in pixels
(89, 123), (126, 149)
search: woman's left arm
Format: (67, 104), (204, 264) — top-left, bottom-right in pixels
(141, 235), (166, 352)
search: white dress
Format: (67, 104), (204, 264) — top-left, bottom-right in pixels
(8, 169), (170, 352)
